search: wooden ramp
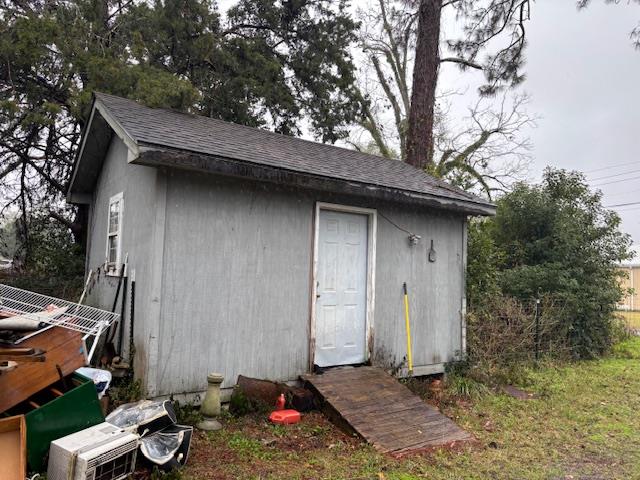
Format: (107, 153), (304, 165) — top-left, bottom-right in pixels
(302, 366), (472, 454)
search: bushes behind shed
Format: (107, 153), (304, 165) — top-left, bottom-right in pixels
(466, 169), (633, 367)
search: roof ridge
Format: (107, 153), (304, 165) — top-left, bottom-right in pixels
(92, 91), (494, 209)
(96, 92), (402, 162)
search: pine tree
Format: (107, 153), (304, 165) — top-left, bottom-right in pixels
(0, 0), (361, 264)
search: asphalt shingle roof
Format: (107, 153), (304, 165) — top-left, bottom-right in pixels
(94, 92), (493, 210)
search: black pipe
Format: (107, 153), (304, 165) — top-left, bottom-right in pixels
(534, 298), (541, 361)
(111, 263), (126, 312)
(117, 277), (128, 356)
(128, 280), (136, 364)
(101, 262), (127, 363)
(106, 263), (127, 344)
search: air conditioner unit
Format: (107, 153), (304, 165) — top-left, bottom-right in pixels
(47, 422), (139, 480)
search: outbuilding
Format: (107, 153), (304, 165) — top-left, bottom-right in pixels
(618, 245), (640, 311)
(68, 93), (496, 400)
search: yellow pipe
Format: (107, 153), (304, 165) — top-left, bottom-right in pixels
(403, 282), (413, 375)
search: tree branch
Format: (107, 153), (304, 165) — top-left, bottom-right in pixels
(48, 210), (82, 237)
(440, 57), (483, 70)
(352, 85), (393, 159)
(370, 55), (406, 157)
(378, 0), (411, 114)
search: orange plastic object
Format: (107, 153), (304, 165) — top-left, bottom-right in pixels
(275, 393), (285, 411)
(269, 409), (301, 425)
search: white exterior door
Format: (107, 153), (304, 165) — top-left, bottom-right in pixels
(315, 209), (368, 367)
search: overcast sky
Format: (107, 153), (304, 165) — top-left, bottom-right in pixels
(525, 1), (640, 245)
(439, 0), (640, 244)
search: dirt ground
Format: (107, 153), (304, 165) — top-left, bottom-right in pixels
(184, 412), (367, 480)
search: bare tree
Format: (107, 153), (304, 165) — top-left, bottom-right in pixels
(356, 0), (416, 160)
(430, 93), (535, 198)
(353, 0), (534, 195)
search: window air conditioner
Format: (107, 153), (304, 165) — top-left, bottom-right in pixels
(47, 422), (139, 480)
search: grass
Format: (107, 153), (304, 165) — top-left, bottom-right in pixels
(108, 377), (142, 407)
(618, 310), (640, 330)
(178, 338), (640, 480)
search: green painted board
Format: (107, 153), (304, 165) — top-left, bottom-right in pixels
(24, 373), (104, 473)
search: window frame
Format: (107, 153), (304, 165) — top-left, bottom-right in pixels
(106, 192), (124, 275)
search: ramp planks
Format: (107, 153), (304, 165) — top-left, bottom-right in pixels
(302, 366), (472, 454)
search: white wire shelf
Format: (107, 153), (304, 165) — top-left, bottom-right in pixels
(0, 283), (119, 336)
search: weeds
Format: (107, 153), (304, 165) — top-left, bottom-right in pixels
(445, 374), (489, 399)
(0, 272), (84, 302)
(229, 386), (271, 416)
(172, 399), (203, 426)
(467, 295), (571, 369)
(401, 376), (434, 399)
(149, 467), (183, 480)
(227, 432), (274, 460)
(268, 424), (288, 438)
(108, 377), (142, 407)
(299, 423), (331, 437)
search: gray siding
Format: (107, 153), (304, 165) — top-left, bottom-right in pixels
(85, 143), (466, 397)
(154, 172), (313, 394)
(372, 205), (464, 371)
(152, 169), (465, 395)
(85, 136), (158, 377)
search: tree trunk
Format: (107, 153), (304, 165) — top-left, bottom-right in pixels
(48, 206), (88, 249)
(405, 0), (443, 169)
(74, 205), (89, 249)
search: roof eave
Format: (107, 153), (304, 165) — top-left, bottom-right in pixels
(66, 94), (140, 204)
(133, 147), (496, 216)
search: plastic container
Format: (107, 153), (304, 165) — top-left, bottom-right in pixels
(268, 409), (301, 425)
(76, 367), (112, 399)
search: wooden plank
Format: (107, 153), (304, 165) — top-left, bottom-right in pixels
(0, 415), (26, 480)
(50, 387), (64, 397)
(0, 327), (86, 414)
(370, 418), (469, 444)
(346, 397), (425, 417)
(303, 366), (472, 453)
(355, 415), (451, 441)
(354, 411), (446, 433)
(366, 416), (470, 451)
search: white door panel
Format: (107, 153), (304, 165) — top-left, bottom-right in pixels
(315, 210), (368, 367)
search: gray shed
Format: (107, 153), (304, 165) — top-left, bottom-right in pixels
(68, 92), (495, 400)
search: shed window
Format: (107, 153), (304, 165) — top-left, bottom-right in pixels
(106, 192), (123, 274)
